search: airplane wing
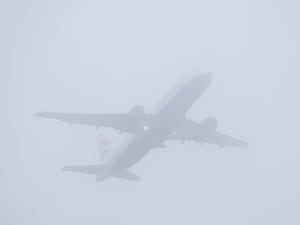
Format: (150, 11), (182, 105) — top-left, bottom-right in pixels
(36, 112), (143, 135)
(169, 118), (249, 148)
(203, 131), (249, 148)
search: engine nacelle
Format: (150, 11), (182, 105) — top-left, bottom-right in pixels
(193, 117), (218, 143)
(130, 105), (145, 116)
(201, 116), (218, 132)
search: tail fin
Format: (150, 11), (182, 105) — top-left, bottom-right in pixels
(62, 164), (104, 174)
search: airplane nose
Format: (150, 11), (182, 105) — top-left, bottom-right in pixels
(196, 72), (212, 86)
(202, 72), (212, 82)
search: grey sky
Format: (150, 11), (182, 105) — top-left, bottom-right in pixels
(1, 0), (300, 224)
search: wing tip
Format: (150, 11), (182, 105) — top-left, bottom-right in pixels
(240, 141), (250, 149)
(61, 166), (76, 172)
(35, 112), (49, 118)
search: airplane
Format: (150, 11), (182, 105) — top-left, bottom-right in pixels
(37, 72), (248, 181)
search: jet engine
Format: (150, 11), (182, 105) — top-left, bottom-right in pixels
(130, 105), (145, 116)
(201, 116), (218, 133)
(194, 117), (218, 143)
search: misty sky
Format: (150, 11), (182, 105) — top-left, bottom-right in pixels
(1, 0), (300, 225)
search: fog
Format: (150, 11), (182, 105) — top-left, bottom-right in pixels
(1, 0), (300, 224)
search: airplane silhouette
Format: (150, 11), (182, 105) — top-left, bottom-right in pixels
(37, 72), (248, 181)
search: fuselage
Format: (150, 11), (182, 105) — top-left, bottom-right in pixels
(98, 73), (212, 179)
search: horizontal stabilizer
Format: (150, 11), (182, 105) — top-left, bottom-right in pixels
(205, 131), (249, 149)
(62, 164), (104, 174)
(114, 170), (140, 181)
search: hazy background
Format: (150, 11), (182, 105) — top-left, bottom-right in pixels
(1, 0), (300, 224)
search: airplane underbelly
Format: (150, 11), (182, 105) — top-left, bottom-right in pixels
(112, 112), (184, 172)
(112, 137), (153, 172)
